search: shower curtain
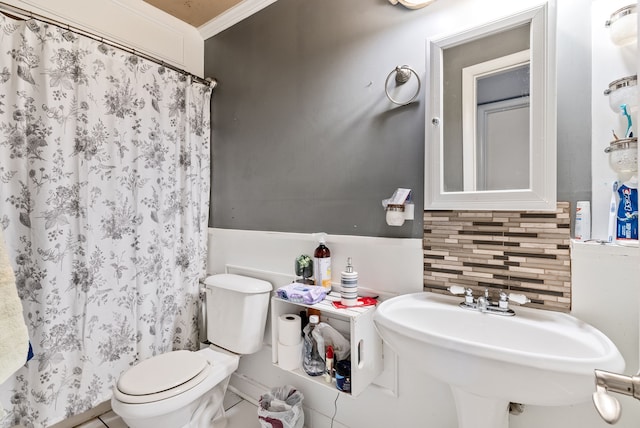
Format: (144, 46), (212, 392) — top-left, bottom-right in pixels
(0, 13), (211, 427)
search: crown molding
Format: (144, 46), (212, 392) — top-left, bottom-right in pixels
(198, 0), (279, 39)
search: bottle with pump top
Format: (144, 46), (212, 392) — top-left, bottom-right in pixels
(340, 257), (358, 306)
(313, 233), (332, 292)
(302, 315), (326, 376)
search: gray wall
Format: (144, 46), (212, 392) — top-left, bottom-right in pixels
(555, 0), (592, 210)
(205, 0), (591, 239)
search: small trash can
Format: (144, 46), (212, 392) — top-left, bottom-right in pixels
(258, 385), (304, 428)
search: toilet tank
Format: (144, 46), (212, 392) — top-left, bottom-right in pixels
(204, 274), (272, 354)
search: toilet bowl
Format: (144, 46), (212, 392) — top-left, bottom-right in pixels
(111, 347), (238, 428)
(111, 274), (272, 428)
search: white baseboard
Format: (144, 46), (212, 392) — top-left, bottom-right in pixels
(228, 372), (270, 406)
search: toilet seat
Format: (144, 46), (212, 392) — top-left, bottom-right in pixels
(114, 350), (210, 404)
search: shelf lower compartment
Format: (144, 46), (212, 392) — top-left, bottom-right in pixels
(270, 293), (383, 397)
(273, 364), (352, 395)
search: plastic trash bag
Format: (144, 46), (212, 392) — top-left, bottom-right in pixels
(312, 322), (350, 361)
(258, 385), (304, 428)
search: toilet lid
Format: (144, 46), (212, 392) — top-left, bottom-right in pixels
(117, 350), (208, 396)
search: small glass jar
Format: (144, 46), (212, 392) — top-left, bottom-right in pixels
(604, 75), (637, 113)
(335, 360), (351, 393)
(605, 137), (638, 178)
(605, 4), (637, 46)
(385, 204), (405, 226)
(294, 255), (313, 284)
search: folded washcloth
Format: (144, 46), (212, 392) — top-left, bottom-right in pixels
(276, 282), (326, 304)
(0, 227), (29, 383)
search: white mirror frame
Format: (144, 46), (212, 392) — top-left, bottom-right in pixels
(424, 3), (557, 211)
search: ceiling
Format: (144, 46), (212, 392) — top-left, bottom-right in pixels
(142, 0), (432, 38)
(142, 0), (281, 38)
(143, 0), (244, 27)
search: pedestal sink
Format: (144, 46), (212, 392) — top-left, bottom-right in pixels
(373, 292), (624, 428)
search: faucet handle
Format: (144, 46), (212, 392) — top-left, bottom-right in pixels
(508, 293), (531, 305)
(448, 285), (466, 295)
(499, 292), (509, 309)
(464, 288), (474, 305)
(448, 286), (474, 305)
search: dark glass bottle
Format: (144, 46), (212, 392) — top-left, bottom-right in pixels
(313, 234), (331, 291)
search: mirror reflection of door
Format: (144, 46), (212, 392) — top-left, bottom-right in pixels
(442, 23), (530, 193)
(473, 62), (530, 191)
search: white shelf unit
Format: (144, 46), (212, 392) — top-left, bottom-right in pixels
(270, 293), (383, 397)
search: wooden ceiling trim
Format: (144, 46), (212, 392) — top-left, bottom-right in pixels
(143, 0), (244, 27)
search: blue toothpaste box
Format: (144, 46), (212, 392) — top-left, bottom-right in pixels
(617, 184), (638, 241)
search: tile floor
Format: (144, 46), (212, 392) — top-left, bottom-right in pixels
(76, 391), (261, 428)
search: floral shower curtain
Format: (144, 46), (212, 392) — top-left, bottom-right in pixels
(0, 13), (211, 427)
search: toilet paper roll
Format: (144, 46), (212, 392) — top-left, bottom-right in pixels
(278, 314), (302, 346)
(278, 341), (303, 371)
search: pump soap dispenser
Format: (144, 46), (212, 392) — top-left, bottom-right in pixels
(340, 257), (358, 306)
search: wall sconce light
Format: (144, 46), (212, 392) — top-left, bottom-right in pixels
(388, 0), (437, 10)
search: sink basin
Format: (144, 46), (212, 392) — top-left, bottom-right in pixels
(374, 292), (624, 428)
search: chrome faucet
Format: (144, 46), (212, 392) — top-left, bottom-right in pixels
(447, 286), (530, 317)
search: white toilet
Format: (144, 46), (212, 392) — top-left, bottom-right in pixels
(111, 274), (272, 428)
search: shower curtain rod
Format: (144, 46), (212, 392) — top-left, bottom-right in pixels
(0, 1), (217, 89)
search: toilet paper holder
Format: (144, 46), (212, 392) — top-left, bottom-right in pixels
(382, 188), (414, 226)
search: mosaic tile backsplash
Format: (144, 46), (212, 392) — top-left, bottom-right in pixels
(423, 202), (571, 311)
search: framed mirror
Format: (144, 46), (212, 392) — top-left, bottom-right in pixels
(425, 3), (556, 210)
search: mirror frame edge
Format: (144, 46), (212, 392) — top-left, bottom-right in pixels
(424, 1), (557, 211)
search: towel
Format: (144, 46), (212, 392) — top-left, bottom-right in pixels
(0, 227), (29, 383)
(276, 282), (327, 304)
